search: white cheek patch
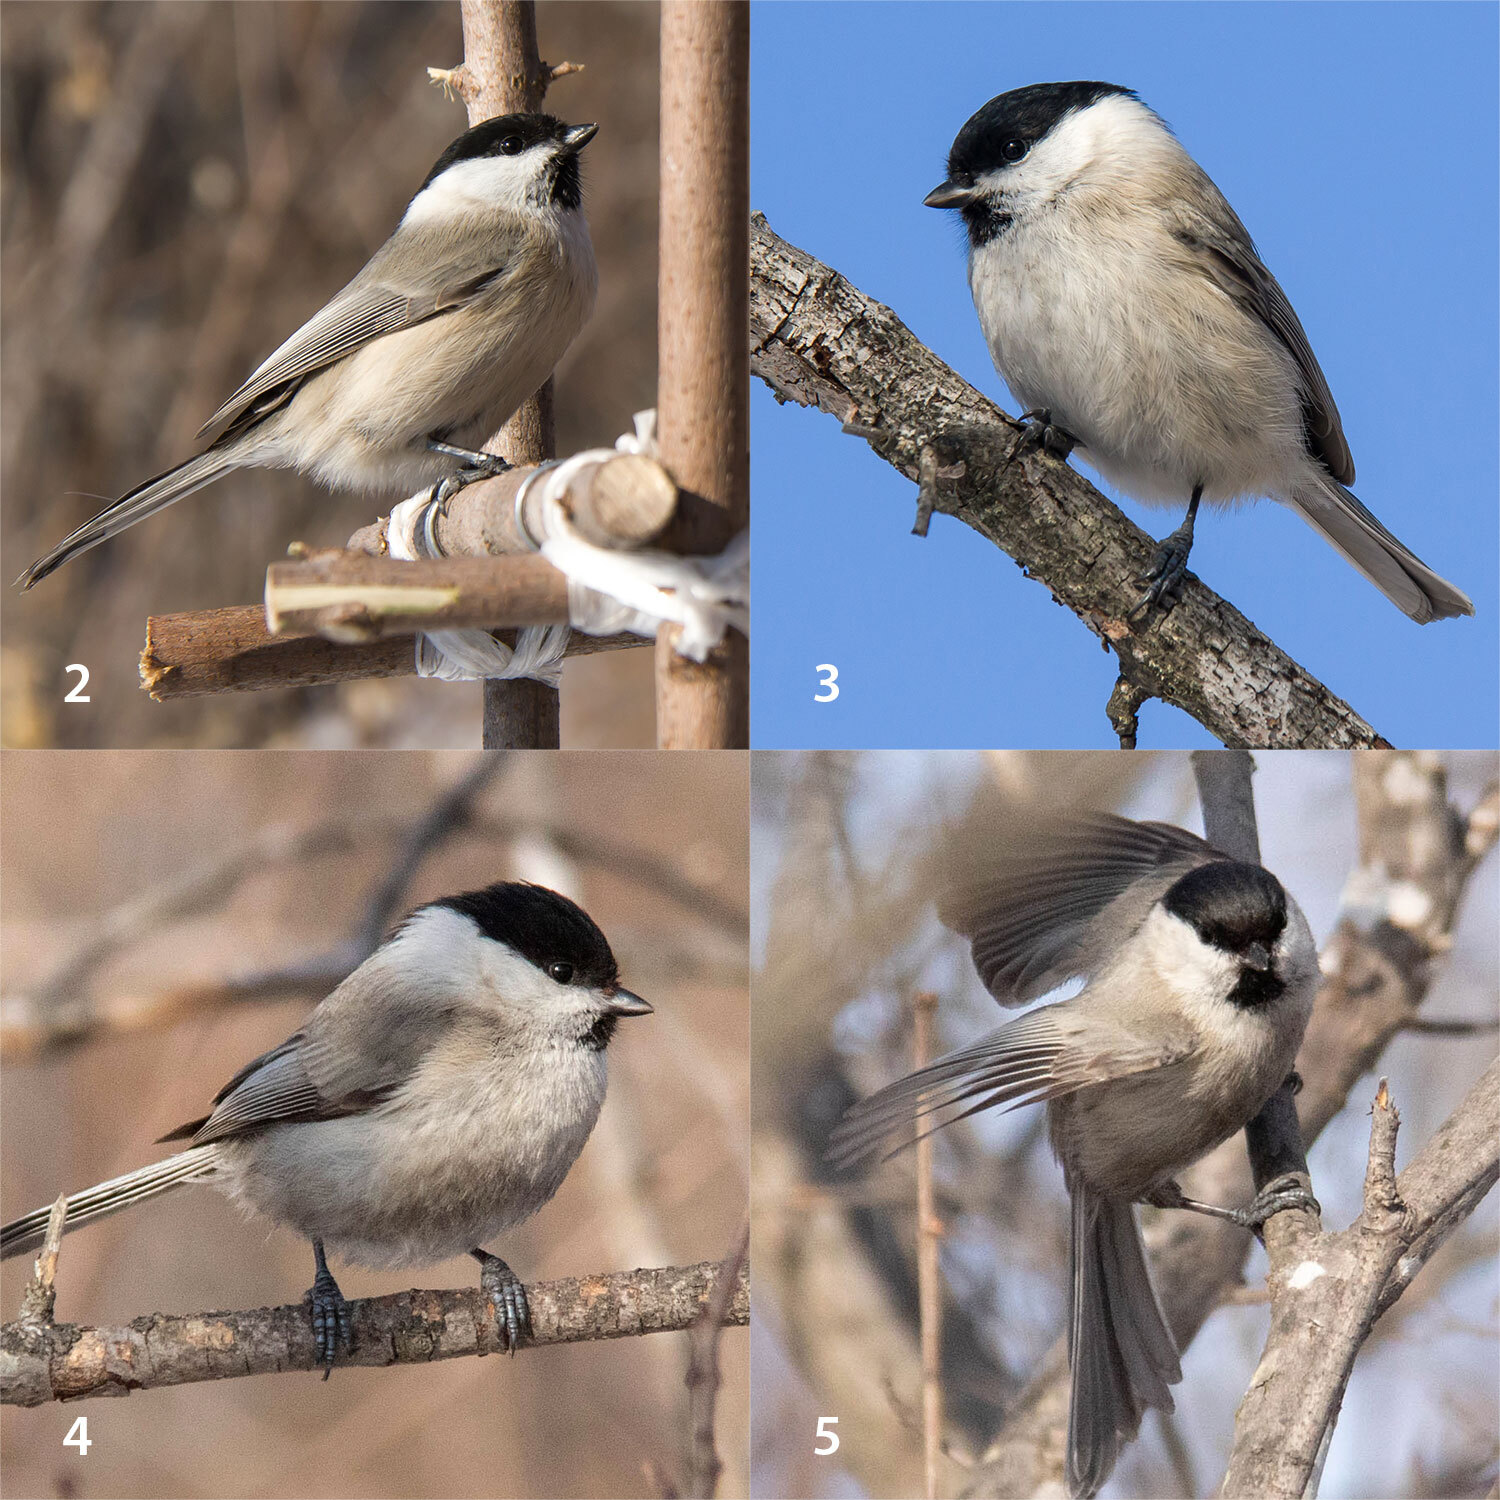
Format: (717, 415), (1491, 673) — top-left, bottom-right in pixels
(401, 149), (552, 226)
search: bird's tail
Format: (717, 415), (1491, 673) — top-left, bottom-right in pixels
(18, 449), (244, 588)
(0, 1146), (221, 1262)
(1066, 1188), (1181, 1499)
(1291, 478), (1473, 623)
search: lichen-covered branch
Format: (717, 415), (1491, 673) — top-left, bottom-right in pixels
(2, 1258), (749, 1406)
(749, 212), (1389, 750)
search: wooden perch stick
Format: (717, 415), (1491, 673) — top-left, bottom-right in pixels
(749, 212), (1391, 750)
(655, 0), (750, 749)
(264, 552), (568, 641)
(141, 606), (641, 698)
(347, 452), (680, 559)
(2, 1258), (750, 1406)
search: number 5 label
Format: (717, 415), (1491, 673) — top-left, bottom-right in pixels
(814, 1416), (839, 1455)
(814, 665), (839, 702)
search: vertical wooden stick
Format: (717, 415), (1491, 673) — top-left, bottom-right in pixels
(457, 0), (562, 748)
(913, 989), (943, 1500)
(655, 0), (750, 749)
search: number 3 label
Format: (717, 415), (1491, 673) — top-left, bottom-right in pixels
(814, 664), (839, 702)
(814, 1416), (839, 1455)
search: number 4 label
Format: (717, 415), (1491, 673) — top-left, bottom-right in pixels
(814, 1415), (839, 1455)
(64, 1415), (92, 1455)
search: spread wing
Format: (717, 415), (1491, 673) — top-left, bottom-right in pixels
(940, 813), (1217, 1004)
(828, 1005), (1190, 1168)
(195, 250), (514, 448)
(1170, 191), (1355, 485)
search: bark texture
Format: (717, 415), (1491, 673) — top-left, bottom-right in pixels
(2, 1259), (749, 1406)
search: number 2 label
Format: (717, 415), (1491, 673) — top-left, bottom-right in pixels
(64, 664), (91, 703)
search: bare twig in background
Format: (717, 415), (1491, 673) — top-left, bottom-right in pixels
(351, 755), (507, 953)
(4, 758), (748, 1060)
(3, 756), (511, 1056)
(914, 990), (944, 1500)
(962, 752), (1497, 1498)
(1220, 1063), (1499, 1498)
(2, 1257), (750, 1406)
(684, 1218), (751, 1498)
(749, 215), (1389, 750)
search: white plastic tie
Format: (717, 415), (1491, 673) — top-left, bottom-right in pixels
(383, 410), (748, 680)
(387, 490), (568, 686)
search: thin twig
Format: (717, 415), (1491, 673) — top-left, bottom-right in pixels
(914, 990), (944, 1500)
(16, 1196), (68, 1326)
(683, 1219), (750, 1498)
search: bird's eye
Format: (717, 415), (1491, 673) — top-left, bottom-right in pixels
(1002, 139), (1029, 163)
(548, 961), (575, 984)
(499, 135), (524, 156)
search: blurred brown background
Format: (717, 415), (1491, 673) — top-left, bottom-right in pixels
(1, 749), (749, 1498)
(1, 1), (660, 749)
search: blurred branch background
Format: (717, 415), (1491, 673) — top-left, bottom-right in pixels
(750, 750), (1498, 1500)
(1, 749), (749, 1497)
(1, 1), (660, 749)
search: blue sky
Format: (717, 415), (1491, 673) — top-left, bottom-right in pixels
(750, 1), (1499, 750)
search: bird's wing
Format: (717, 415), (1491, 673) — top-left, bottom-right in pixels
(827, 1005), (1191, 1168)
(195, 255), (513, 448)
(940, 813), (1217, 1005)
(1170, 194), (1355, 485)
(158, 966), (461, 1146)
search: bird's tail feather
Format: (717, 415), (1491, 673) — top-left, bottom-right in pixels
(1066, 1188), (1181, 1499)
(1292, 479), (1473, 624)
(18, 450), (243, 588)
(0, 1146), (221, 1262)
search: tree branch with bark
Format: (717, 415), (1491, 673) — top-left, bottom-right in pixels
(2, 1258), (749, 1406)
(749, 213), (1391, 750)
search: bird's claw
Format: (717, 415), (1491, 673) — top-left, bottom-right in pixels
(1129, 525), (1195, 619)
(475, 1251), (532, 1355)
(1009, 408), (1077, 464)
(306, 1265), (353, 1379)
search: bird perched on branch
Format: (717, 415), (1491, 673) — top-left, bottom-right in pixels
(925, 81), (1473, 623)
(1, 882), (652, 1375)
(830, 811), (1320, 1498)
(20, 113), (598, 588)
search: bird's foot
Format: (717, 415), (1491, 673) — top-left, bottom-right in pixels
(472, 1249), (532, 1355)
(1146, 1173), (1320, 1233)
(1129, 524), (1196, 619)
(305, 1244), (353, 1379)
(1009, 409), (1077, 463)
(424, 439), (511, 505)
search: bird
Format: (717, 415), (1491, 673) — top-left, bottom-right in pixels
(1, 881), (652, 1375)
(924, 81), (1473, 623)
(829, 811), (1320, 1497)
(20, 112), (598, 588)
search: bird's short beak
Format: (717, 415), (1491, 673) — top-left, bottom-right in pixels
(606, 987), (653, 1017)
(924, 179), (977, 209)
(565, 122), (599, 150)
(1243, 942), (1271, 973)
